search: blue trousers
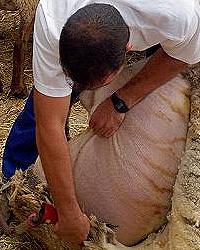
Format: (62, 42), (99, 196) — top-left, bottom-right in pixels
(2, 88), (81, 179)
(2, 90), (37, 178)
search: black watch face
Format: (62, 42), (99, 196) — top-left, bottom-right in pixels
(116, 100), (129, 113)
(117, 101), (124, 109)
(111, 94), (129, 113)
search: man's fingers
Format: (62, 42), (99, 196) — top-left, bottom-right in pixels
(103, 127), (118, 138)
(53, 223), (62, 240)
(91, 121), (118, 137)
(95, 125), (118, 137)
(96, 127), (110, 137)
(89, 117), (95, 128)
(90, 117), (105, 134)
(91, 126), (105, 137)
(54, 222), (59, 233)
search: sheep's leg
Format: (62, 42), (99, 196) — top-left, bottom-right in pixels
(10, 19), (34, 99)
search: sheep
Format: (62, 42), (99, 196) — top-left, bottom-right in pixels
(0, 67), (196, 250)
(0, 0), (38, 98)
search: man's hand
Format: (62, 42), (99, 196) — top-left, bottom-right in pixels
(34, 89), (90, 244)
(117, 48), (187, 109)
(55, 210), (90, 244)
(89, 97), (125, 137)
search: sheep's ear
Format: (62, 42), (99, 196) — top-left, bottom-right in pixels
(0, 0), (18, 11)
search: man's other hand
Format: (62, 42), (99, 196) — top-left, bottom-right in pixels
(55, 210), (90, 244)
(89, 98), (125, 137)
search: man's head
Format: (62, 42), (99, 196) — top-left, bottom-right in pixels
(59, 3), (130, 90)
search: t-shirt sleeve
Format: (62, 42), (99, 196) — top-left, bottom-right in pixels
(161, 13), (200, 65)
(33, 3), (73, 97)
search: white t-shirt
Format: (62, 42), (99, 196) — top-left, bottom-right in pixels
(33, 0), (200, 97)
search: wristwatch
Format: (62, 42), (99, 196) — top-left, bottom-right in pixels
(110, 93), (130, 113)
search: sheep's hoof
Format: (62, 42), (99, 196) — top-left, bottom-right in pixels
(10, 87), (29, 99)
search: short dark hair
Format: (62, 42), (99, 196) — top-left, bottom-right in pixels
(59, 3), (130, 90)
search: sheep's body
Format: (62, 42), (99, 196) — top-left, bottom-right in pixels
(0, 0), (38, 98)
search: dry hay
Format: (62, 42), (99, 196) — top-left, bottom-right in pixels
(0, 10), (21, 38)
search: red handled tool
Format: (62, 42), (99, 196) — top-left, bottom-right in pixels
(27, 203), (58, 228)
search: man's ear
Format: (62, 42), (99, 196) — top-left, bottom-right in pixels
(126, 42), (133, 52)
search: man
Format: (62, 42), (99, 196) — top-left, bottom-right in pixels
(2, 0), (200, 245)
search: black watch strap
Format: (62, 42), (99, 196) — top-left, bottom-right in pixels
(110, 93), (130, 113)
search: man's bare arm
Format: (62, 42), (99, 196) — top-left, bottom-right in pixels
(90, 48), (188, 137)
(34, 89), (90, 243)
(117, 48), (187, 107)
